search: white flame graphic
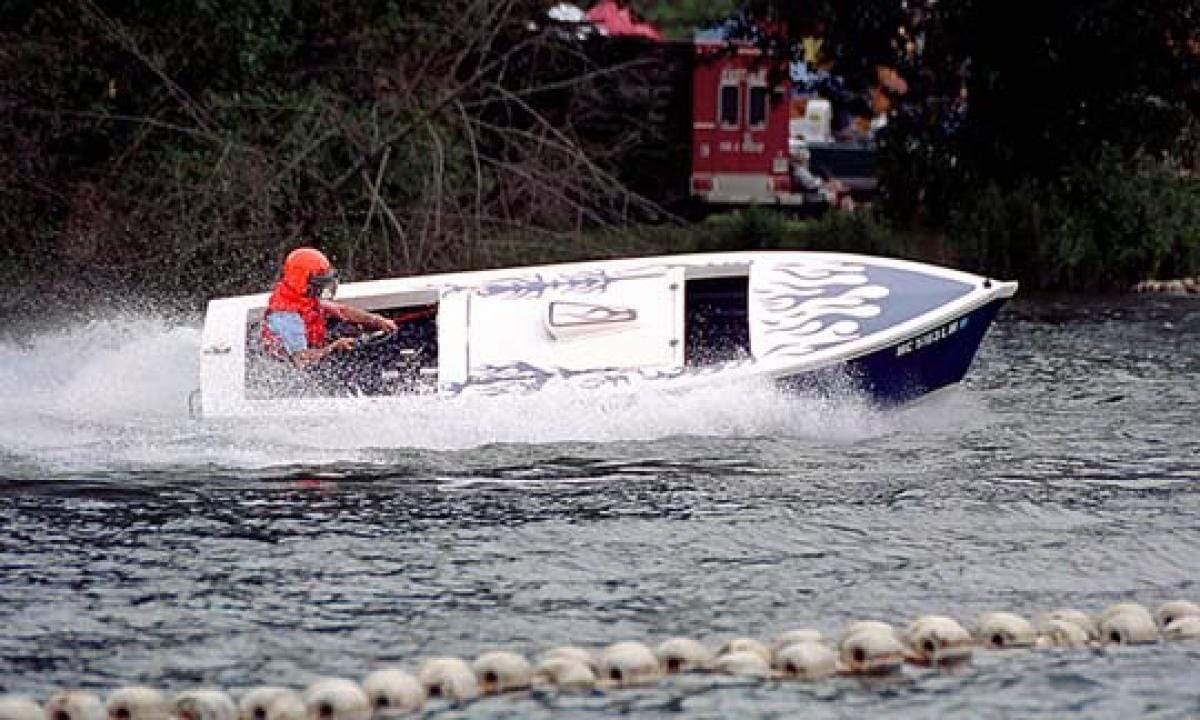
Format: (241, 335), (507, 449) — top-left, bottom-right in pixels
(753, 261), (890, 359)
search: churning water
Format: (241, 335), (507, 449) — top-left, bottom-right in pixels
(1, 297), (1198, 718)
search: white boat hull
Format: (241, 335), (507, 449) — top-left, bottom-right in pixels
(198, 251), (1016, 418)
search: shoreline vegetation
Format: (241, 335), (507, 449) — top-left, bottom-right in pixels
(3, 0), (1198, 319)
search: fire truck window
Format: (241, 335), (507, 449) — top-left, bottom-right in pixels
(719, 84), (739, 127)
(748, 86), (768, 129)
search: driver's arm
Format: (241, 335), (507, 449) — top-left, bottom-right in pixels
(267, 310), (356, 368)
(292, 338), (355, 367)
(322, 300), (397, 332)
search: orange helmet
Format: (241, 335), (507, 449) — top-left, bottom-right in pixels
(281, 247), (338, 298)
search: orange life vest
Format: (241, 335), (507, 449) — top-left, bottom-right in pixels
(262, 281), (326, 358)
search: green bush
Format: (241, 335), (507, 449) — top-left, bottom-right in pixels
(948, 155), (1200, 290)
(947, 181), (1051, 284)
(681, 207), (952, 262)
(702, 206), (790, 250)
(779, 210), (899, 256)
(464, 208), (934, 270)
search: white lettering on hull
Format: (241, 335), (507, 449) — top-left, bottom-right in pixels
(895, 316), (969, 357)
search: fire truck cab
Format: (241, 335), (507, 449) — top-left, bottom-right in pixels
(689, 38), (876, 209)
(689, 41), (809, 206)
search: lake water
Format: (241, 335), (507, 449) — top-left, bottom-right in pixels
(1, 295), (1197, 718)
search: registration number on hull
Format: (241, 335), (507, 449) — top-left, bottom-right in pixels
(895, 316), (969, 357)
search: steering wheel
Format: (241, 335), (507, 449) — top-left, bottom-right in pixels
(351, 329), (398, 351)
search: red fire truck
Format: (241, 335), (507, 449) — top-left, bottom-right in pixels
(689, 36), (877, 209)
(560, 3), (878, 211)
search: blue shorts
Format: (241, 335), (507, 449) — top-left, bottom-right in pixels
(266, 311), (308, 353)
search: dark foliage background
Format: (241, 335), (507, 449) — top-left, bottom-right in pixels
(639, 0), (1200, 288)
(2, 0), (1198, 318)
(1, 0), (690, 316)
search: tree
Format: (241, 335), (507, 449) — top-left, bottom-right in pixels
(0, 0), (681, 313)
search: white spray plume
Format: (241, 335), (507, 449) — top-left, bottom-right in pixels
(0, 313), (983, 474)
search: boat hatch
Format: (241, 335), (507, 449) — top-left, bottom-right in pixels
(437, 267), (685, 390)
(684, 276), (750, 366)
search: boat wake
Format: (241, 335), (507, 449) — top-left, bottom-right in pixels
(0, 314), (985, 474)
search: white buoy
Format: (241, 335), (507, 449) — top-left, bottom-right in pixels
(173, 691), (236, 720)
(655, 637), (713, 674)
(0, 696), (42, 720)
(361, 669), (424, 715)
(1036, 618), (1092, 648)
(472, 651), (532, 694)
(771, 641), (838, 680)
(262, 694), (304, 720)
(1099, 610), (1159, 645)
(715, 637), (771, 664)
(238, 689), (298, 720)
(1098, 602), (1154, 628)
(106, 687), (170, 720)
(1154, 601), (1200, 629)
(770, 629), (823, 657)
(712, 650), (772, 678)
(596, 641), (661, 687)
(45, 692), (106, 720)
(842, 621), (897, 639)
(1163, 616), (1200, 640)
(301, 679), (369, 720)
(903, 615), (973, 666)
(838, 625), (905, 675)
(532, 657), (596, 691)
(416, 657), (479, 702)
(1038, 609), (1098, 642)
(537, 646), (596, 670)
(975, 612), (1036, 649)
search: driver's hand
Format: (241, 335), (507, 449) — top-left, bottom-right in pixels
(378, 317), (397, 332)
(330, 337), (357, 352)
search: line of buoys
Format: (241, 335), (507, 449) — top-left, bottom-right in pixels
(1131, 276), (1200, 294)
(2, 600), (1197, 718)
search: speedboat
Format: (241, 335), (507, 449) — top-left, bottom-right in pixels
(196, 251), (1016, 417)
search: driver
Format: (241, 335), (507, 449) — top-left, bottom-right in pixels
(261, 247), (396, 367)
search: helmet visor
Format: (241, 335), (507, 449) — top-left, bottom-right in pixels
(307, 269), (339, 299)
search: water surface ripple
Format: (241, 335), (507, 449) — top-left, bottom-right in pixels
(1, 296), (1198, 718)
